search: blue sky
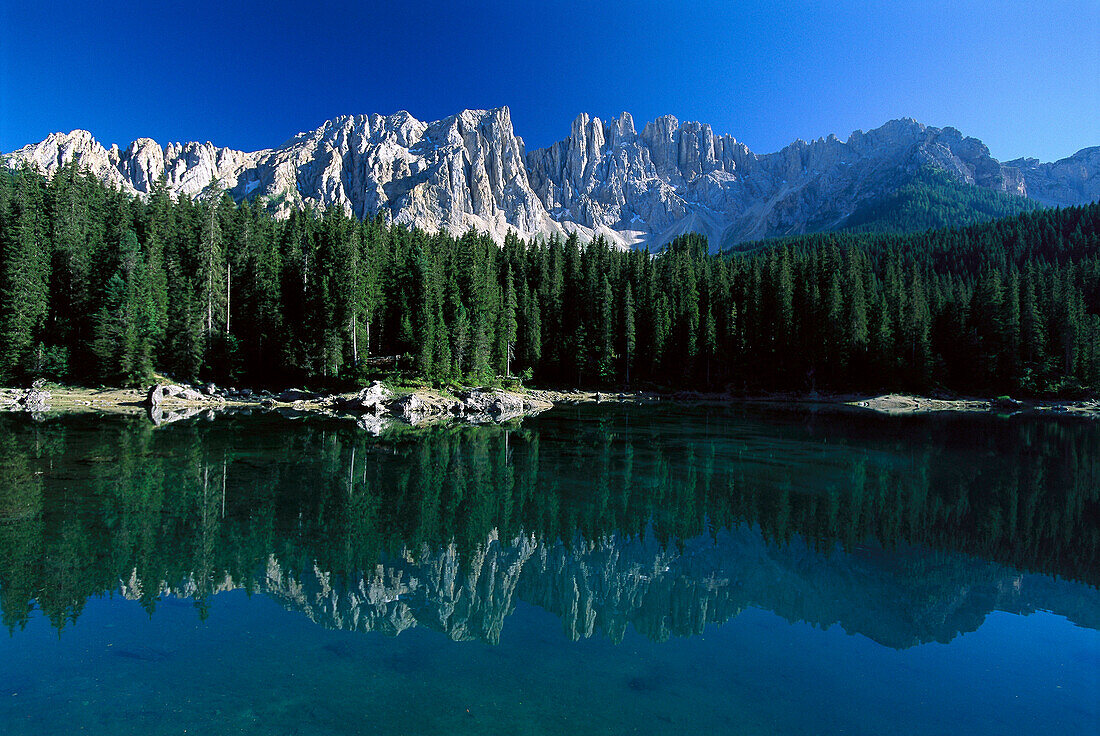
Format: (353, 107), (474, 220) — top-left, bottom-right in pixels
(2, 1), (1097, 162)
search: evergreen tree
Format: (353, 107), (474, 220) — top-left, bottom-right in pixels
(622, 282), (635, 385)
(501, 266), (518, 377)
(0, 166), (50, 381)
(1, 163), (1098, 397)
(91, 231), (154, 385)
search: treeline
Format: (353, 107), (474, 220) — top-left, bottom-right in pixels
(2, 162), (1099, 395)
(843, 165), (1040, 234)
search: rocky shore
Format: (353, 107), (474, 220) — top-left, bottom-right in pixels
(0, 380), (605, 430)
(2, 381), (1099, 428)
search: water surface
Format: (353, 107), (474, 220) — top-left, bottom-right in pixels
(0, 404), (1097, 734)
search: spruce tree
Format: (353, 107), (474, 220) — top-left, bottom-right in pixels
(0, 165), (50, 381)
(622, 282), (635, 385)
(91, 231), (154, 386)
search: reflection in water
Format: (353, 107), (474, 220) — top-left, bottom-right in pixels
(0, 405), (1097, 648)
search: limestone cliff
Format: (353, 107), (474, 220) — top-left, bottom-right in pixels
(8, 110), (1097, 250)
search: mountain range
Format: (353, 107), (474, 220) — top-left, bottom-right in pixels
(7, 107), (1099, 250)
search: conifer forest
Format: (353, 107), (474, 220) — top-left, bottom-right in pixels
(2, 162), (1099, 396)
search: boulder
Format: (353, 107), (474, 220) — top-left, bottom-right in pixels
(461, 389), (526, 418)
(358, 381), (392, 402)
(337, 381), (394, 414)
(146, 384), (185, 406)
(387, 392), (458, 423)
(20, 389), (51, 412)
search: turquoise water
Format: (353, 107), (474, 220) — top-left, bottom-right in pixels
(0, 404), (1097, 734)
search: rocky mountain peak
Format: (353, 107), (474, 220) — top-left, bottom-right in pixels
(6, 111), (1097, 251)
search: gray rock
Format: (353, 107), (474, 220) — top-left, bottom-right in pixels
(337, 381), (393, 414)
(357, 381), (392, 402)
(146, 384), (185, 406)
(387, 393), (459, 422)
(10, 111), (1093, 252)
(459, 388), (552, 421)
(20, 389), (51, 412)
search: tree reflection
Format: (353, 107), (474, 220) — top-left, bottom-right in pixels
(0, 406), (1096, 645)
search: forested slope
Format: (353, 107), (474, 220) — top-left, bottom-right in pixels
(1, 163), (1098, 396)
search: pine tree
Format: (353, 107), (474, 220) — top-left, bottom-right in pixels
(91, 231), (154, 385)
(452, 304), (471, 376)
(596, 272), (615, 382)
(0, 165), (50, 381)
(198, 192), (227, 340)
(971, 269), (1006, 387)
(518, 279), (541, 376)
(1020, 265), (1044, 367)
(470, 316), (492, 382)
(501, 267), (518, 377)
(622, 282), (635, 385)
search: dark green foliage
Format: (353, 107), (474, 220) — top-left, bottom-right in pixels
(0, 165), (50, 381)
(1, 164), (1099, 396)
(0, 408), (1097, 632)
(844, 166), (1041, 234)
(91, 230), (155, 385)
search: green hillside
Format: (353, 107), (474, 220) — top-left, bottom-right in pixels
(842, 166), (1041, 234)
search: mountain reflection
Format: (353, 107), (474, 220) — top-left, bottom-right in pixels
(0, 405), (1097, 647)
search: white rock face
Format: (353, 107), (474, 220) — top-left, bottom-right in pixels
(527, 115), (1097, 249)
(6, 109), (1097, 251)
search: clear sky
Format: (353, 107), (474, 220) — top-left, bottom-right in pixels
(2, 1), (1097, 162)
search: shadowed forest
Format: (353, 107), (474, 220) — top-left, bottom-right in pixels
(1, 165), (1099, 395)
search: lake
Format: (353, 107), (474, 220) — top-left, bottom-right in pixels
(0, 404), (1097, 735)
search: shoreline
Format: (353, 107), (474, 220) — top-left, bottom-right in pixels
(1, 383), (1099, 426)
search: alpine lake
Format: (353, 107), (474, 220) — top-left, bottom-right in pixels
(0, 402), (1096, 735)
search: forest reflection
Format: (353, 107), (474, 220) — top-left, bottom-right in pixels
(0, 405), (1097, 647)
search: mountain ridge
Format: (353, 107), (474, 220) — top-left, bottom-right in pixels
(7, 107), (1098, 250)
